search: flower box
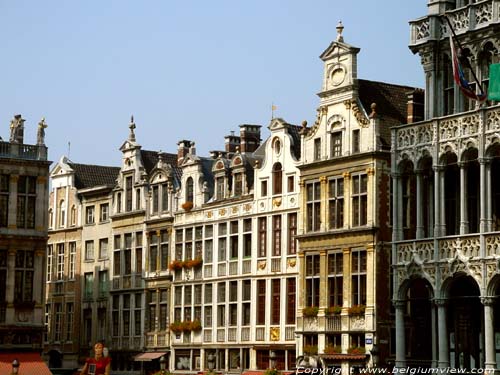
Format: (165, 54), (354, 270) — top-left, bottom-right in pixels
(325, 306), (342, 315)
(323, 345), (342, 354)
(303, 345), (318, 355)
(168, 259), (184, 271)
(348, 304), (365, 315)
(302, 306), (319, 317)
(347, 346), (365, 355)
(184, 257), (203, 269)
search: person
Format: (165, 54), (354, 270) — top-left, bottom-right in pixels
(81, 342), (111, 375)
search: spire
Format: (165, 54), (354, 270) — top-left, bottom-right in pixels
(128, 115), (136, 142)
(336, 21), (344, 42)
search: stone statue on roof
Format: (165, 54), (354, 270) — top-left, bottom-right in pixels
(37, 117), (48, 145)
(9, 114), (25, 143)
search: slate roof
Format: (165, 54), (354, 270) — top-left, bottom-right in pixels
(67, 162), (120, 190)
(358, 79), (421, 148)
(287, 124), (302, 160)
(140, 149), (182, 182)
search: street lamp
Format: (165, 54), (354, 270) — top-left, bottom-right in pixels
(159, 355), (167, 375)
(12, 359), (20, 375)
(207, 352), (215, 372)
(270, 351), (277, 370)
(370, 344), (380, 368)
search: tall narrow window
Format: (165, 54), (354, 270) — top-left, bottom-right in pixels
(314, 138), (321, 161)
(84, 272), (94, 300)
(66, 303), (74, 341)
(261, 180), (268, 197)
(85, 240), (94, 261)
(328, 252), (343, 307)
(230, 221), (238, 259)
(15, 250), (34, 302)
(117, 192), (122, 213)
(257, 280), (266, 325)
(123, 295), (130, 336)
(271, 279), (281, 324)
(99, 270), (108, 298)
(59, 200), (66, 228)
(329, 178), (344, 229)
(352, 174), (368, 226)
(69, 242), (76, 279)
(124, 234), (132, 275)
(136, 232), (143, 273)
(352, 129), (360, 154)
(54, 303), (63, 342)
(0, 174), (9, 227)
(306, 182), (321, 231)
(161, 183), (169, 212)
(160, 231), (169, 270)
(56, 243), (65, 280)
(126, 176), (133, 212)
(47, 245), (53, 282)
(272, 163), (283, 195)
(152, 185), (159, 214)
(70, 206), (76, 226)
(288, 213), (297, 255)
(99, 238), (108, 259)
(243, 219), (252, 257)
(258, 217), (267, 257)
(17, 176), (36, 229)
(234, 173), (243, 196)
(136, 188), (141, 210)
(443, 54), (454, 116)
(286, 278), (296, 324)
(0, 250), (6, 307)
(272, 215), (281, 256)
(305, 254), (320, 307)
(149, 232), (158, 272)
(86, 206), (95, 224)
(100, 203), (109, 222)
(331, 132), (342, 157)
(351, 250), (367, 306)
(216, 177), (225, 200)
(186, 177), (194, 203)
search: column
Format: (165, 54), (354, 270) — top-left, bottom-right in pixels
(298, 252), (305, 313)
(343, 172), (351, 229)
(485, 160), (492, 232)
(435, 299), (450, 368)
(431, 302), (438, 368)
(5, 250), (16, 323)
(394, 300), (406, 368)
(319, 249), (327, 310)
(33, 250), (45, 304)
(35, 176), (47, 231)
(392, 173), (403, 241)
(366, 167), (375, 227)
(459, 162), (468, 234)
(416, 170), (425, 239)
(365, 245), (375, 332)
(319, 176), (328, 232)
(7, 175), (18, 229)
(480, 158), (487, 232)
(482, 297), (497, 370)
(433, 166), (442, 237)
(341, 247), (350, 354)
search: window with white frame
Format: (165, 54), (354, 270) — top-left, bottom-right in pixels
(69, 242), (76, 279)
(331, 132), (342, 157)
(305, 254), (320, 307)
(351, 249), (367, 306)
(306, 182), (321, 232)
(352, 174), (368, 226)
(328, 252), (343, 307)
(47, 244), (53, 282)
(56, 243), (65, 280)
(85, 240), (94, 261)
(100, 203), (109, 222)
(86, 205), (95, 225)
(99, 238), (108, 259)
(329, 178), (344, 229)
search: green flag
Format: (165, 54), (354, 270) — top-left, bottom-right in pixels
(488, 63), (500, 101)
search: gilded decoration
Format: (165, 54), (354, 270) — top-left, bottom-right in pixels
(258, 260), (267, 270)
(270, 327), (280, 341)
(219, 208), (226, 216)
(243, 203), (252, 212)
(272, 198), (282, 208)
(206, 211), (213, 219)
(287, 258), (297, 268)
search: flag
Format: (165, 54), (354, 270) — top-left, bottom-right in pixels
(449, 34), (487, 101)
(271, 104), (277, 111)
(488, 63), (500, 101)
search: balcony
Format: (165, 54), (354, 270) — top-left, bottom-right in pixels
(0, 141), (48, 161)
(410, 0), (498, 46)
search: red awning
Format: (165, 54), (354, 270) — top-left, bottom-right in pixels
(0, 352), (52, 375)
(321, 353), (368, 361)
(134, 352), (168, 362)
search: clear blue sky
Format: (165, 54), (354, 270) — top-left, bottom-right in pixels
(0, 0), (427, 167)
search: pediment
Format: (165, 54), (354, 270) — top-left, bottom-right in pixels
(269, 117), (287, 131)
(320, 41), (360, 62)
(50, 157), (73, 177)
(119, 140), (140, 152)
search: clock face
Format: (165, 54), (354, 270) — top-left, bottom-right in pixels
(330, 66), (346, 87)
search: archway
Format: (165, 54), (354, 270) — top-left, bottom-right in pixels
(48, 349), (62, 368)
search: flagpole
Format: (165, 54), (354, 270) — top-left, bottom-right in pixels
(443, 16), (485, 97)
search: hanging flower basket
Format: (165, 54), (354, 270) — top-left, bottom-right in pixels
(303, 345), (318, 355)
(181, 201), (193, 211)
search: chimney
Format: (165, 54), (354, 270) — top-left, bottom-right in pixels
(224, 131), (241, 153)
(239, 124), (262, 153)
(177, 140), (192, 166)
(406, 89), (425, 124)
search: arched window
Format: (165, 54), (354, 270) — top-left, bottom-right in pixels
(59, 200), (66, 228)
(48, 209), (53, 228)
(186, 177), (194, 203)
(443, 54), (454, 116)
(70, 205), (76, 226)
(272, 163), (283, 195)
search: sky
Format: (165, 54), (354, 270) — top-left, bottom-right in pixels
(0, 1), (427, 167)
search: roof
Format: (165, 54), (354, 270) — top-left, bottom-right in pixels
(287, 124), (302, 160)
(358, 79), (421, 146)
(140, 150), (182, 182)
(0, 352), (52, 375)
(67, 162), (120, 190)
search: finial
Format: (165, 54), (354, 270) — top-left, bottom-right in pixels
(129, 115), (136, 142)
(370, 103), (377, 118)
(301, 120), (308, 128)
(336, 21), (344, 42)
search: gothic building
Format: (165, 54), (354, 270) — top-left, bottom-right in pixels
(0, 116), (51, 374)
(392, 0), (500, 370)
(296, 23), (421, 372)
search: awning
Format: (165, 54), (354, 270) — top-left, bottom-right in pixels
(320, 353), (368, 361)
(134, 352), (168, 362)
(0, 352), (52, 375)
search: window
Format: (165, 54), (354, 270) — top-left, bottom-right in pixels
(218, 224), (227, 262)
(230, 221), (238, 260)
(66, 303), (74, 341)
(243, 219), (252, 257)
(216, 176), (225, 200)
(152, 185), (159, 214)
(69, 242), (76, 279)
(352, 174), (368, 226)
(288, 213), (297, 255)
(242, 280), (251, 326)
(329, 178), (344, 229)
(112, 296), (119, 336)
(0, 175), (9, 227)
(84, 272), (94, 299)
(272, 215), (281, 256)
(331, 132), (342, 157)
(124, 234), (132, 275)
(443, 54), (454, 116)
(136, 232), (143, 274)
(261, 180), (268, 197)
(352, 129), (360, 154)
(186, 177), (194, 203)
(54, 303), (63, 342)
(15, 250), (34, 302)
(351, 250), (367, 306)
(328, 252), (343, 307)
(136, 188), (141, 210)
(305, 254), (320, 307)
(99, 270), (108, 298)
(162, 183), (169, 212)
(286, 278), (296, 324)
(271, 279), (281, 324)
(306, 182), (321, 232)
(257, 280), (266, 325)
(56, 243), (65, 280)
(99, 238), (108, 259)
(100, 203), (109, 222)
(287, 175), (295, 193)
(17, 176), (36, 229)
(234, 173), (243, 196)
(117, 192), (122, 213)
(59, 200), (66, 228)
(126, 176), (133, 212)
(47, 245), (53, 282)
(272, 163), (283, 195)
(314, 138), (321, 161)
(85, 240), (94, 260)
(123, 294), (130, 336)
(160, 230), (169, 271)
(258, 217), (266, 257)
(86, 206), (95, 224)
(70, 205), (76, 226)
(0, 250), (7, 303)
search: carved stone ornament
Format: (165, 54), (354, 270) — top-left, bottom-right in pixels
(258, 260), (267, 270)
(270, 327), (280, 341)
(243, 203), (252, 212)
(272, 198), (282, 208)
(350, 315), (366, 330)
(287, 258), (297, 268)
(219, 208), (226, 216)
(345, 99), (369, 127)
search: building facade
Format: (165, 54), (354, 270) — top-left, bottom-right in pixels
(296, 25), (420, 372)
(0, 115), (51, 374)
(392, 0), (500, 370)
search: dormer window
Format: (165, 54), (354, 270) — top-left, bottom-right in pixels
(152, 186), (159, 214)
(234, 173), (243, 197)
(314, 138), (322, 161)
(186, 177), (194, 203)
(331, 132), (342, 157)
(59, 200), (66, 228)
(125, 176), (133, 212)
(216, 176), (225, 200)
(117, 193), (122, 213)
(162, 183), (169, 212)
(352, 130), (360, 154)
(272, 163), (282, 195)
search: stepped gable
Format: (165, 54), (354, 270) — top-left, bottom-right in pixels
(67, 162), (120, 189)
